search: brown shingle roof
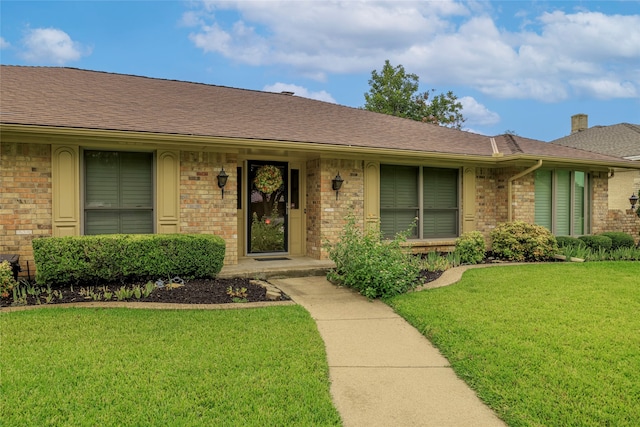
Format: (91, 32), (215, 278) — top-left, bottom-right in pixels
(550, 123), (640, 158)
(0, 65), (634, 166)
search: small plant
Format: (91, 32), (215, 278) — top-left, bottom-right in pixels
(114, 286), (134, 301)
(226, 286), (248, 303)
(490, 221), (558, 262)
(0, 261), (18, 298)
(454, 231), (486, 264)
(142, 281), (155, 298)
(11, 285), (28, 306)
(132, 285), (142, 299)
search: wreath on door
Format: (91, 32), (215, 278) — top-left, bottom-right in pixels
(254, 165), (283, 194)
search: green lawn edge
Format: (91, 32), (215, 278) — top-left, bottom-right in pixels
(1, 305), (342, 427)
(387, 262), (640, 427)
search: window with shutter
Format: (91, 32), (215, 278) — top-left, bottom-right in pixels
(380, 165), (418, 238)
(84, 151), (154, 235)
(423, 168), (458, 238)
(534, 169), (552, 230)
(380, 165), (459, 239)
(534, 169), (589, 236)
(555, 170), (571, 236)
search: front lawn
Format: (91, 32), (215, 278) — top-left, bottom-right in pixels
(1, 306), (342, 426)
(388, 262), (640, 427)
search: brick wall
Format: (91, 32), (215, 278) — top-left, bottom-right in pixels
(605, 209), (640, 243)
(180, 151), (238, 264)
(1, 142), (52, 278)
(591, 172), (609, 235)
(511, 171), (536, 223)
(305, 158), (364, 259)
(305, 159), (322, 259)
(475, 167), (526, 239)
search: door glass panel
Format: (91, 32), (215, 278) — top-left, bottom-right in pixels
(248, 161), (287, 253)
(290, 169), (300, 210)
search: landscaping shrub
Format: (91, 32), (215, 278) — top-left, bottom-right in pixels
(490, 221), (558, 262)
(326, 213), (422, 299)
(0, 261), (18, 298)
(33, 234), (225, 286)
(555, 236), (585, 248)
(455, 231), (486, 264)
(598, 232), (635, 249)
(578, 235), (612, 251)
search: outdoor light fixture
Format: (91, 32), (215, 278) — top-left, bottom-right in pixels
(332, 172), (344, 200)
(217, 168), (229, 199)
(630, 192), (639, 211)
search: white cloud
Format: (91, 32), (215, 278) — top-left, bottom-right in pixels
(0, 37), (10, 49)
(20, 28), (89, 65)
(263, 82), (336, 103)
(459, 96), (500, 126)
(184, 1), (640, 102)
(570, 78), (638, 99)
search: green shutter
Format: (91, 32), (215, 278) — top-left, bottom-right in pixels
(535, 169), (552, 231)
(556, 170), (571, 235)
(380, 165), (418, 238)
(423, 168), (458, 238)
(573, 172), (585, 235)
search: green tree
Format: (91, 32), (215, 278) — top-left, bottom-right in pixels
(364, 60), (465, 129)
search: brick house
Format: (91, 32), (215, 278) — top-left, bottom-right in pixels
(2, 66), (639, 276)
(551, 114), (640, 238)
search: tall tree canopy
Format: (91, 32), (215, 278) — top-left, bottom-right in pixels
(363, 60), (465, 129)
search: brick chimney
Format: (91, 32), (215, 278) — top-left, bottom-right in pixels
(571, 114), (588, 134)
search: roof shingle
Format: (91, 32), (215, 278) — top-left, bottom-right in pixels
(0, 65), (634, 166)
(551, 123), (640, 158)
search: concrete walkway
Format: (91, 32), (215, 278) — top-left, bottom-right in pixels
(271, 275), (506, 427)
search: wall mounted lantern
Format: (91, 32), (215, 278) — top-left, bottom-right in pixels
(332, 172), (344, 200)
(630, 192), (639, 211)
(217, 168), (229, 199)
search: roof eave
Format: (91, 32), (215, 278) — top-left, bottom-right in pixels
(2, 123), (638, 170)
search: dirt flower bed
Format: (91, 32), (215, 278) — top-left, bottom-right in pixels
(2, 270), (445, 308)
(0, 278), (277, 308)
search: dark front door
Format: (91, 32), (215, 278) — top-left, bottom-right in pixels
(247, 161), (288, 254)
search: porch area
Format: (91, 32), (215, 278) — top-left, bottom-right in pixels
(218, 256), (335, 279)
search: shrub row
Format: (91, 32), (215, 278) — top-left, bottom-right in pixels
(33, 234), (225, 286)
(556, 231), (636, 251)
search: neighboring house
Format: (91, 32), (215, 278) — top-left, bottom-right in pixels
(551, 114), (640, 237)
(2, 66), (639, 275)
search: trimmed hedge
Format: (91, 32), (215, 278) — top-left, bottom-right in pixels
(598, 232), (635, 249)
(578, 235), (612, 251)
(33, 234), (225, 286)
(556, 236), (585, 248)
(490, 221), (557, 262)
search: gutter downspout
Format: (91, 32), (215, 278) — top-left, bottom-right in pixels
(508, 159), (543, 222)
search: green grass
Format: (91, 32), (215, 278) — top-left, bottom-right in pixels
(387, 262), (640, 427)
(1, 306), (342, 427)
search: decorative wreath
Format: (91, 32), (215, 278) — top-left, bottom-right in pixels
(254, 165), (283, 194)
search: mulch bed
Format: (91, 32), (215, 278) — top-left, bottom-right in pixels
(1, 271), (445, 308)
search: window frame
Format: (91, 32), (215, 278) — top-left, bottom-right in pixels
(380, 164), (460, 239)
(534, 168), (590, 236)
(81, 149), (156, 235)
